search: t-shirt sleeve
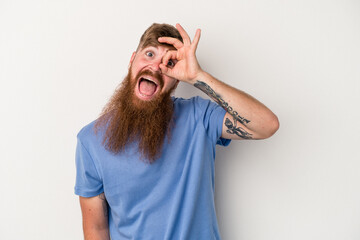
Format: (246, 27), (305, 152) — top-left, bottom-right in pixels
(194, 96), (231, 147)
(74, 137), (104, 197)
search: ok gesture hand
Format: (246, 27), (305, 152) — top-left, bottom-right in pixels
(158, 24), (202, 84)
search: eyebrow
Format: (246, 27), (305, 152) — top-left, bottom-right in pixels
(141, 45), (158, 51)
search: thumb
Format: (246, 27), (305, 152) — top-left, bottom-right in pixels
(159, 63), (173, 77)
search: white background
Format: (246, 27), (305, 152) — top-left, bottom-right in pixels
(1, 0), (359, 239)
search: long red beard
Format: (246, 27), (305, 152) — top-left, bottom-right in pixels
(95, 69), (175, 163)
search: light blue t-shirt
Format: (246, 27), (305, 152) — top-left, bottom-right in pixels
(75, 96), (230, 240)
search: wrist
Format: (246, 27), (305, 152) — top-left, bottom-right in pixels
(190, 69), (206, 85)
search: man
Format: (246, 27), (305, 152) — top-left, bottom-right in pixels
(75, 23), (279, 239)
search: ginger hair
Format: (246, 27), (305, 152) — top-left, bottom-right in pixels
(136, 23), (183, 51)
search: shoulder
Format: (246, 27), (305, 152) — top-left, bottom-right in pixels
(172, 96), (225, 126)
(172, 96), (213, 109)
(77, 120), (98, 144)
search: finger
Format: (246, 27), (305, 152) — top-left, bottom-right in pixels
(162, 50), (177, 67)
(192, 29), (201, 51)
(159, 63), (173, 77)
(176, 23), (191, 45)
(158, 37), (183, 49)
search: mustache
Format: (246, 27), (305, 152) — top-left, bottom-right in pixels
(134, 69), (164, 88)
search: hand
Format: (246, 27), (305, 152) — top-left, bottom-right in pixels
(158, 23), (203, 84)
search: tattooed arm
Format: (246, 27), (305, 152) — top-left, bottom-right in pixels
(158, 24), (279, 140)
(79, 193), (110, 240)
(193, 73), (279, 140)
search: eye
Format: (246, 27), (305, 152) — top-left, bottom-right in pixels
(167, 59), (175, 68)
(146, 51), (154, 57)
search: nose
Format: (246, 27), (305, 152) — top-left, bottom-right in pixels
(149, 58), (162, 72)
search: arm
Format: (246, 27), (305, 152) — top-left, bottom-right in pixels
(158, 24), (279, 140)
(193, 72), (279, 140)
(79, 193), (110, 240)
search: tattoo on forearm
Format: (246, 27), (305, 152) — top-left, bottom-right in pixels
(225, 118), (252, 139)
(98, 193), (109, 218)
(194, 81), (251, 125)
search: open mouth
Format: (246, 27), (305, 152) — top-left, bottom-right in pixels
(137, 76), (159, 100)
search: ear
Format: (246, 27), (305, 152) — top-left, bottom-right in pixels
(128, 52), (136, 69)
